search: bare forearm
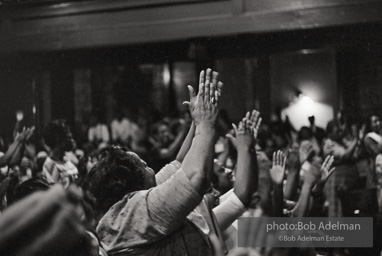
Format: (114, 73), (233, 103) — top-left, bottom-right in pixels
(292, 182), (313, 217)
(9, 142), (25, 166)
(182, 123), (216, 194)
(176, 122), (196, 163)
(0, 141), (22, 167)
(160, 127), (189, 159)
(234, 148), (257, 207)
(342, 140), (358, 160)
(284, 172), (299, 200)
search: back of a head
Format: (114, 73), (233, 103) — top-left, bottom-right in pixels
(8, 178), (50, 206)
(44, 119), (69, 149)
(326, 120), (336, 135)
(82, 146), (145, 215)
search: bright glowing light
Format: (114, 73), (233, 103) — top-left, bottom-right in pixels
(282, 94), (333, 130)
(354, 210), (360, 215)
(163, 65), (171, 86)
(32, 105), (36, 114)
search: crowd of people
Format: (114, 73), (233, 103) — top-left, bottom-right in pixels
(0, 68), (381, 256)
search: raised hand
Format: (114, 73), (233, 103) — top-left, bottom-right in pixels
(318, 155), (335, 185)
(183, 69), (222, 126)
(14, 126), (35, 143)
(303, 156), (323, 185)
(299, 140), (315, 164)
(270, 150), (286, 185)
(227, 110), (261, 150)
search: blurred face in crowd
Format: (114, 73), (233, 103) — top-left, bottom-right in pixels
(157, 124), (173, 145)
(330, 125), (340, 141)
(127, 151), (156, 189)
(370, 115), (381, 133)
(61, 129), (76, 152)
(213, 160), (233, 194)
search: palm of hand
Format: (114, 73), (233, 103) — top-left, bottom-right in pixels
(270, 165), (285, 184)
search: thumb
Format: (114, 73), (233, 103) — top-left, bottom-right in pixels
(187, 85), (196, 99)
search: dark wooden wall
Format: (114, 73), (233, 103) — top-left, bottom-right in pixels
(1, 0), (382, 54)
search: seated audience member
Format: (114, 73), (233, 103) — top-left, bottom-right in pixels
(43, 120), (78, 187)
(88, 115), (110, 149)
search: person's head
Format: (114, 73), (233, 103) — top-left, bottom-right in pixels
(298, 126), (313, 142)
(7, 178), (50, 206)
(82, 146), (155, 215)
(326, 120), (341, 141)
(44, 120), (75, 152)
(152, 121), (173, 146)
(272, 131), (289, 150)
(212, 159), (233, 194)
(369, 114), (381, 134)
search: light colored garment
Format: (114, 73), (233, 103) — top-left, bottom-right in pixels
(110, 118), (136, 143)
(42, 156), (78, 188)
(88, 124), (110, 144)
(97, 160), (246, 255)
(96, 162), (213, 256)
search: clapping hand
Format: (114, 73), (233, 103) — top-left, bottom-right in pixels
(15, 126), (35, 143)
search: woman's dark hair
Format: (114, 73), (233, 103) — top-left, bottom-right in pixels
(82, 146), (145, 216)
(43, 119), (70, 148)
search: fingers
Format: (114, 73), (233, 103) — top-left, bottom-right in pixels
(204, 82), (210, 103)
(217, 81), (223, 102)
(212, 71), (219, 88)
(272, 152), (276, 167)
(327, 167), (336, 180)
(199, 70), (205, 86)
(198, 83), (205, 101)
(210, 233), (224, 256)
(205, 68), (212, 87)
(232, 123), (238, 135)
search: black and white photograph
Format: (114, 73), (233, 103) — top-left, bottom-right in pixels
(1, 0), (382, 255)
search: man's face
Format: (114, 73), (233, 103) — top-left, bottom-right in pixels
(127, 152), (156, 189)
(157, 124), (172, 145)
(371, 115), (381, 133)
(61, 130), (75, 152)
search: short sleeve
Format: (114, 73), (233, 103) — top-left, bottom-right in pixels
(213, 190), (246, 231)
(97, 168), (203, 250)
(155, 160), (181, 185)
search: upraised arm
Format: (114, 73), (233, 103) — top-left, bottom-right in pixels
(181, 68), (222, 194)
(227, 110), (261, 207)
(284, 143), (300, 200)
(270, 150), (286, 217)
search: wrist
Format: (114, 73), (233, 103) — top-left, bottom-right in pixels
(303, 180), (315, 188)
(237, 145), (253, 152)
(195, 121), (216, 131)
